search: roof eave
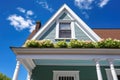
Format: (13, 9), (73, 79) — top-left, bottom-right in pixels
(11, 47), (120, 55)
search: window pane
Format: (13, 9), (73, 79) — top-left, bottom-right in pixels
(59, 30), (71, 38)
(59, 23), (71, 38)
(59, 23), (71, 30)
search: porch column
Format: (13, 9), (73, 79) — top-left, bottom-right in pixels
(107, 59), (118, 80)
(94, 59), (103, 80)
(12, 60), (21, 80)
(27, 72), (32, 80)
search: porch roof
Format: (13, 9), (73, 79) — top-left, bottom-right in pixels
(11, 47), (120, 74)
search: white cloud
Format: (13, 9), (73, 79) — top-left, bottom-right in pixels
(74, 0), (110, 19)
(74, 0), (110, 10)
(82, 12), (89, 19)
(17, 7), (26, 13)
(7, 14), (35, 32)
(98, 0), (109, 8)
(27, 10), (34, 16)
(74, 0), (94, 10)
(17, 7), (34, 17)
(8, 7), (35, 32)
(36, 1), (54, 12)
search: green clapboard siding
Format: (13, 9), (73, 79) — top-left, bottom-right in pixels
(59, 13), (71, 20)
(74, 24), (91, 41)
(31, 65), (120, 80)
(31, 65), (97, 80)
(39, 23), (56, 42)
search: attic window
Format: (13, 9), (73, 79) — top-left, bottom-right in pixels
(59, 23), (71, 38)
(56, 20), (75, 39)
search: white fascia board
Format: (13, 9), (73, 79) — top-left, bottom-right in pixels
(12, 48), (120, 55)
(64, 4), (101, 41)
(32, 4), (68, 40)
(17, 54), (120, 60)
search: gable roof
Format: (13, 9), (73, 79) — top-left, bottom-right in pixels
(93, 29), (120, 39)
(31, 4), (101, 41)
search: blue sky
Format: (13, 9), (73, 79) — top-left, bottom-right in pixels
(0, 0), (120, 80)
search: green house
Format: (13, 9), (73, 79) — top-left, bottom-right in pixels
(11, 4), (120, 80)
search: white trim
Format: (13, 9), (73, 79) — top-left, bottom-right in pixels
(26, 72), (32, 80)
(64, 4), (101, 41)
(71, 21), (75, 38)
(56, 20), (59, 39)
(32, 4), (67, 40)
(75, 22), (95, 41)
(19, 59), (35, 73)
(53, 71), (79, 80)
(12, 60), (21, 80)
(94, 59), (103, 80)
(12, 48), (120, 55)
(107, 59), (118, 80)
(17, 55), (120, 60)
(56, 20), (75, 39)
(66, 12), (74, 20)
(31, 4), (101, 41)
(106, 69), (120, 80)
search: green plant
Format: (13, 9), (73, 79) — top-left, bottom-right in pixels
(83, 41), (97, 48)
(25, 40), (39, 48)
(39, 40), (54, 48)
(98, 38), (120, 48)
(55, 40), (68, 48)
(68, 40), (84, 48)
(24, 38), (120, 48)
(0, 73), (11, 80)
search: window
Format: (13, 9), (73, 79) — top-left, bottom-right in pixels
(56, 20), (75, 39)
(53, 71), (79, 80)
(59, 23), (71, 38)
(59, 76), (74, 80)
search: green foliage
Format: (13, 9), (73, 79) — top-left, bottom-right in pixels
(0, 73), (11, 80)
(98, 38), (120, 48)
(25, 40), (54, 48)
(69, 40), (84, 48)
(38, 40), (54, 48)
(83, 41), (97, 48)
(55, 40), (68, 48)
(24, 38), (120, 48)
(25, 40), (39, 48)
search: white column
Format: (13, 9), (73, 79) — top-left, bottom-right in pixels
(107, 59), (118, 80)
(12, 60), (21, 80)
(26, 72), (31, 80)
(94, 59), (103, 80)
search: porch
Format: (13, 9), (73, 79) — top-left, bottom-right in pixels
(11, 48), (120, 80)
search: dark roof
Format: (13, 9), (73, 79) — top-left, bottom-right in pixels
(93, 29), (120, 39)
(27, 21), (41, 39)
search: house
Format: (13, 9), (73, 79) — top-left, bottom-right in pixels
(11, 4), (120, 80)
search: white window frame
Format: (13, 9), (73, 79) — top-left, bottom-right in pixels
(106, 69), (120, 80)
(56, 20), (75, 40)
(53, 71), (79, 80)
